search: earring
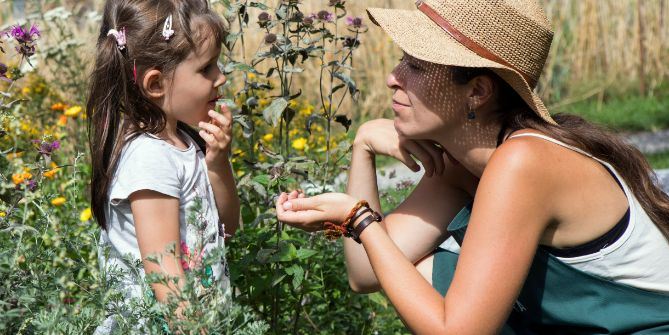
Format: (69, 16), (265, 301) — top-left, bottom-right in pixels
(467, 104), (476, 120)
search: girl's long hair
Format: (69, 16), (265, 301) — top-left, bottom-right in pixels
(452, 67), (669, 239)
(86, 0), (226, 229)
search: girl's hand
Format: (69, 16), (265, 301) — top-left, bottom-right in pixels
(276, 191), (359, 232)
(198, 105), (232, 169)
(353, 118), (454, 177)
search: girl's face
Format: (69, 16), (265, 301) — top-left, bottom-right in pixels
(387, 53), (469, 139)
(164, 35), (226, 127)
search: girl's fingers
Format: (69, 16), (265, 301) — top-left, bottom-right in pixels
(198, 121), (224, 139)
(208, 109), (231, 129)
(198, 130), (215, 144)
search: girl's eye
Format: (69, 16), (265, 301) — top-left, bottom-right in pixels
(201, 63), (214, 73)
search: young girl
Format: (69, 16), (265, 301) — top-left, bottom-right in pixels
(86, 0), (239, 331)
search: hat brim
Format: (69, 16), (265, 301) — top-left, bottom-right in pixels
(367, 8), (556, 125)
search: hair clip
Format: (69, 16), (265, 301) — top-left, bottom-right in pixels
(107, 27), (127, 50)
(162, 15), (174, 41)
(133, 59), (137, 83)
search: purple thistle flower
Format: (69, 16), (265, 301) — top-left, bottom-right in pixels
(316, 10), (335, 23)
(4, 24), (40, 58)
(345, 16), (364, 29)
(26, 179), (37, 191)
(33, 139), (60, 157)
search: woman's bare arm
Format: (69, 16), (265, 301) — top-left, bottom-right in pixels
(344, 121), (474, 292)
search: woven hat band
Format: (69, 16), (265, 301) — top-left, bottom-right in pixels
(415, 0), (535, 87)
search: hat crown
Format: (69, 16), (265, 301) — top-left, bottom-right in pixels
(424, 0), (553, 86)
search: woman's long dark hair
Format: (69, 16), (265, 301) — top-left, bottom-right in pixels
(86, 0), (226, 230)
(452, 67), (669, 239)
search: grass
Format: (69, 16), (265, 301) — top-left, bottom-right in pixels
(647, 152), (669, 170)
(553, 92), (669, 132)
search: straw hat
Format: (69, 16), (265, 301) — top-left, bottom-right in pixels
(367, 0), (556, 125)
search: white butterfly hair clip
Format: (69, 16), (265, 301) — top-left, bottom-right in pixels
(107, 27), (127, 50)
(162, 14), (175, 41)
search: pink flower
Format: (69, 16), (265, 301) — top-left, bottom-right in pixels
(345, 16), (364, 29)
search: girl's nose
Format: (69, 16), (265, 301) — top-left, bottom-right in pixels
(214, 66), (227, 88)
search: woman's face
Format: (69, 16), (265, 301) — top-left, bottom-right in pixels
(387, 53), (469, 139)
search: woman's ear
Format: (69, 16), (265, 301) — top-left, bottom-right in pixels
(142, 69), (166, 99)
(468, 75), (495, 109)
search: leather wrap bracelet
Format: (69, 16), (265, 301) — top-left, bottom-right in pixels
(349, 210), (382, 244)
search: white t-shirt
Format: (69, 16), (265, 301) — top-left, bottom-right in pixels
(96, 130), (229, 332)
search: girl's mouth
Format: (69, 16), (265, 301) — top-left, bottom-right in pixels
(208, 95), (222, 103)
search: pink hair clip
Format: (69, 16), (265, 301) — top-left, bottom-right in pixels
(162, 15), (174, 41)
(107, 27), (127, 50)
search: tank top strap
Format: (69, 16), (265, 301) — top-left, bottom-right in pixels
(507, 132), (634, 203)
(507, 133), (595, 159)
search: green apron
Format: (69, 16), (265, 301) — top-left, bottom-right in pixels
(432, 204), (669, 334)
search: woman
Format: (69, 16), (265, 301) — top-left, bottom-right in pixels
(276, 0), (669, 333)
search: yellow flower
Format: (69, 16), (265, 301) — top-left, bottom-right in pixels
(292, 137), (307, 151)
(21, 87), (31, 95)
(12, 173), (25, 185)
(247, 73), (256, 80)
(6, 152), (24, 161)
(262, 133), (274, 142)
(0, 211), (6, 218)
(299, 105), (314, 117)
(289, 128), (300, 137)
(236, 170), (245, 177)
(79, 208), (92, 221)
(43, 168), (59, 179)
(34, 83), (45, 94)
(21, 171), (32, 179)
(258, 98), (270, 108)
(64, 106), (82, 117)
(51, 197), (66, 206)
(51, 103), (67, 111)
(288, 100), (299, 109)
(57, 115), (68, 127)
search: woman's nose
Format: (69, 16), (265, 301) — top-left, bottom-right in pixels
(386, 65), (403, 90)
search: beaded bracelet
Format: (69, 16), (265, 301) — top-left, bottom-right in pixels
(323, 200), (369, 240)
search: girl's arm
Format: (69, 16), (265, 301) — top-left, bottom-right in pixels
(344, 120), (474, 292)
(208, 162), (240, 236)
(198, 107), (240, 236)
(130, 190), (185, 304)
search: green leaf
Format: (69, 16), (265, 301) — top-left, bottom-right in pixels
(256, 248), (276, 264)
(285, 264), (304, 289)
(224, 61), (255, 74)
(262, 98), (288, 127)
(271, 273), (286, 287)
(368, 292), (389, 308)
(333, 72), (358, 98)
(252, 174), (271, 186)
(249, 2), (270, 10)
(272, 242), (297, 262)
(296, 248), (318, 260)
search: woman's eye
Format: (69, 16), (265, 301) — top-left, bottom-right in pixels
(407, 61), (421, 71)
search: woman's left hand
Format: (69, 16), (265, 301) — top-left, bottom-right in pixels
(276, 191), (359, 232)
(198, 105), (233, 169)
